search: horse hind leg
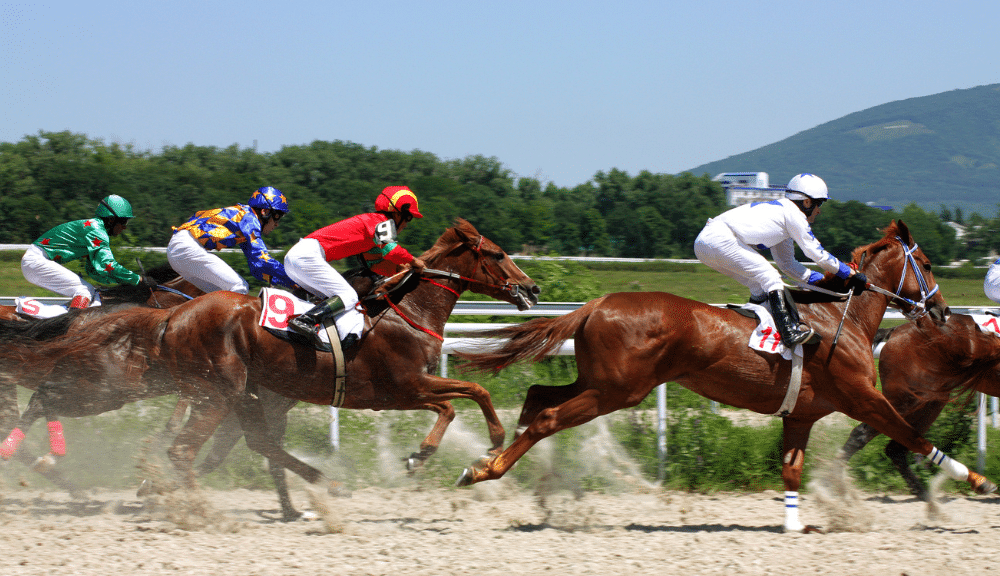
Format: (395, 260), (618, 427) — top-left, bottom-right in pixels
(512, 382), (584, 441)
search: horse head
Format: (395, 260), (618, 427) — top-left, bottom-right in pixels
(852, 220), (948, 322)
(421, 218), (540, 310)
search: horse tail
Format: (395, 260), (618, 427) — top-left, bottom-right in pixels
(0, 312), (81, 342)
(457, 296), (606, 374)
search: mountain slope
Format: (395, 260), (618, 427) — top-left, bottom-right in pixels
(686, 83), (1000, 216)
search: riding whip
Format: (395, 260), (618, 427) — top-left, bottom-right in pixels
(832, 253), (866, 347)
(135, 257), (161, 308)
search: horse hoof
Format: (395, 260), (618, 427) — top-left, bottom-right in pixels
(969, 471), (998, 495)
(30, 453), (58, 473)
(455, 468), (475, 487)
(136, 479), (154, 497)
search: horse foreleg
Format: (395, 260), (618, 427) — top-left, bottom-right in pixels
(416, 375), (506, 462)
(884, 440), (931, 501)
(231, 390), (329, 489)
(407, 402), (455, 471)
(167, 399), (230, 488)
(196, 412), (245, 476)
(457, 387), (602, 486)
(839, 422), (879, 461)
(780, 417), (816, 533)
(836, 388), (997, 495)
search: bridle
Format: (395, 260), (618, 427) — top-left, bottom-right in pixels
(863, 236), (940, 320)
(378, 234), (529, 340)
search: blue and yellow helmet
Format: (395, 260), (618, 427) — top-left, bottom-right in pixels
(248, 186), (289, 213)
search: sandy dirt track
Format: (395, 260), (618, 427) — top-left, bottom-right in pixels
(2, 477), (1000, 576)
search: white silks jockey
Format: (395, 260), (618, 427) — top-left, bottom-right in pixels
(694, 173), (868, 346)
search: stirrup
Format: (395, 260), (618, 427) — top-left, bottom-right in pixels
(287, 315), (320, 338)
(786, 323), (821, 346)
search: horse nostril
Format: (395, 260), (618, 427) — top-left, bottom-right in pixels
(531, 285), (541, 295)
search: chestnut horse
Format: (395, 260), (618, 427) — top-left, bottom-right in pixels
(0, 264), (204, 490)
(840, 313), (1000, 500)
(0, 219), (540, 504)
(456, 221), (992, 532)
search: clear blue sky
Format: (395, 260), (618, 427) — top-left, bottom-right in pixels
(3, 1), (999, 189)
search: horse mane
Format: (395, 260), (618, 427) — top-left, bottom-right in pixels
(850, 220), (908, 264)
(923, 315), (1000, 402)
(97, 263), (180, 304)
(419, 218), (479, 265)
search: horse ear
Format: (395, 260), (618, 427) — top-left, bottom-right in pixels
(895, 219), (911, 244)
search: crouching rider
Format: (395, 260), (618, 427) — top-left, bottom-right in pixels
(694, 173), (868, 346)
(21, 194), (154, 309)
(167, 186), (298, 294)
(284, 185), (427, 349)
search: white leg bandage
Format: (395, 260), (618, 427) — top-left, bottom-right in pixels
(783, 491), (804, 533)
(929, 447), (969, 481)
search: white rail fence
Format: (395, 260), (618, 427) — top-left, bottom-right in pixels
(3, 296), (998, 474)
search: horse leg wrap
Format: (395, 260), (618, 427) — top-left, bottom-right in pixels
(928, 447), (968, 481)
(783, 491), (804, 533)
(47, 421), (66, 457)
(1, 428), (26, 460)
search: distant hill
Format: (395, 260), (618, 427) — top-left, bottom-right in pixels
(685, 83), (1000, 217)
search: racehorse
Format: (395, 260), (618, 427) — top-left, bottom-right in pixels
(840, 313), (1000, 501)
(0, 218), (540, 507)
(0, 264), (204, 490)
(455, 221), (992, 532)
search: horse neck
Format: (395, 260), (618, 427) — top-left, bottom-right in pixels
(395, 276), (462, 334)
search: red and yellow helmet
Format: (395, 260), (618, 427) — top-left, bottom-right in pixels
(374, 186), (423, 219)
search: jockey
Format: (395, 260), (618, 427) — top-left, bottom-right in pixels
(167, 186), (297, 294)
(284, 185), (427, 348)
(694, 173), (868, 346)
(21, 194), (154, 309)
(984, 259), (1000, 305)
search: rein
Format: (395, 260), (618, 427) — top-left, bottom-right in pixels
(375, 235), (517, 341)
(155, 285), (195, 300)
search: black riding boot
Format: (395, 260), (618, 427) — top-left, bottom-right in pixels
(288, 296), (345, 339)
(767, 290), (818, 346)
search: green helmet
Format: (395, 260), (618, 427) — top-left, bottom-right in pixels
(95, 195), (134, 219)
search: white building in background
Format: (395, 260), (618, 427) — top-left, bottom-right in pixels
(712, 172), (788, 206)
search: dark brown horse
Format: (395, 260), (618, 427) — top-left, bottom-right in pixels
(456, 221), (991, 532)
(0, 264), (204, 490)
(0, 219), (539, 507)
(840, 313), (1000, 500)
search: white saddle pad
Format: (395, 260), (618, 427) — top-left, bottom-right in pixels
(258, 287), (338, 344)
(741, 303), (802, 360)
(14, 296), (102, 319)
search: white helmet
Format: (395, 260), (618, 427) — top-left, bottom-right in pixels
(785, 173), (829, 200)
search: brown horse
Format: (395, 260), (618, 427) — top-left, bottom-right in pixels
(0, 218), (539, 506)
(456, 221), (991, 532)
(0, 264), (204, 490)
(840, 313), (1000, 500)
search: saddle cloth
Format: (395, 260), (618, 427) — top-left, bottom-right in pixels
(971, 314), (1000, 336)
(740, 303), (802, 361)
(14, 296), (102, 319)
(258, 287), (355, 346)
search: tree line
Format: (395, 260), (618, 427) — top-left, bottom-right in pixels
(1, 130), (995, 268)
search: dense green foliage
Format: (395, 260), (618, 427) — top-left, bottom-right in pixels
(3, 130), (990, 269)
(689, 83), (1000, 217)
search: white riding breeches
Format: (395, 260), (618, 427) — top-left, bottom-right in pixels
(21, 244), (97, 300)
(284, 237), (364, 340)
(167, 231), (249, 294)
(985, 260), (1000, 304)
(694, 219), (784, 299)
